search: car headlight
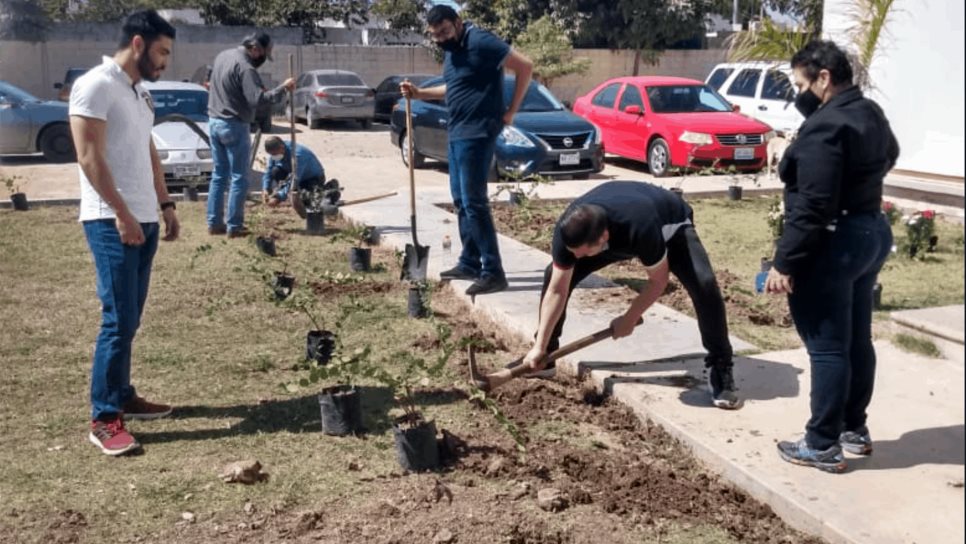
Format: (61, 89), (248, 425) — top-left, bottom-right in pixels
(591, 123), (603, 145)
(763, 130), (777, 142)
(196, 148), (212, 160)
(500, 125), (535, 148)
(679, 131), (713, 146)
(157, 150), (169, 160)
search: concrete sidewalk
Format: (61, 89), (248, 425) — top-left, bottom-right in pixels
(340, 185), (966, 544)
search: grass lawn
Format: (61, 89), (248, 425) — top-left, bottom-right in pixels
(491, 196), (965, 352)
(0, 203), (823, 544)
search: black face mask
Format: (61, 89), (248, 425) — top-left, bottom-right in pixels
(250, 53), (267, 68)
(795, 88), (822, 118)
(438, 37), (460, 52)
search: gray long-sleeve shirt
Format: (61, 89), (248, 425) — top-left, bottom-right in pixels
(207, 47), (286, 123)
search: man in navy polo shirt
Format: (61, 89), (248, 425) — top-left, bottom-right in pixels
(401, 5), (533, 296)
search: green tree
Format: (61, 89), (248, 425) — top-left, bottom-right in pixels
(198, 0), (370, 36)
(1, 0), (50, 40)
(514, 15), (589, 87)
(617, 0), (712, 74)
(371, 0), (430, 32)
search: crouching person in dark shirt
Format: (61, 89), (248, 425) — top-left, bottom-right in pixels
(523, 181), (742, 410)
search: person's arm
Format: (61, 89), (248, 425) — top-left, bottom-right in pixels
(502, 49), (534, 126)
(241, 67), (295, 108)
(524, 264), (573, 370)
(612, 257), (668, 338)
(70, 115), (144, 245)
(261, 157), (275, 202)
(149, 139), (179, 241)
(401, 81), (446, 101)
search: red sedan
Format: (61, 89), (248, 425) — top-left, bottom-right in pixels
(573, 76), (775, 177)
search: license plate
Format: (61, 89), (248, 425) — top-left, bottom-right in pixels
(175, 165), (201, 177)
(734, 147), (755, 160)
(340, 96), (354, 104)
(559, 152), (580, 166)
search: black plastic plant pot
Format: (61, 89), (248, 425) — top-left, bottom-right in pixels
(183, 186), (199, 202)
(306, 212), (325, 235)
(256, 236), (276, 257)
(306, 329), (335, 365)
(318, 385), (363, 436)
(272, 271), (295, 300)
(407, 285), (429, 319)
(348, 247), (371, 272)
(728, 185), (743, 201)
(508, 190), (525, 206)
(10, 193), (28, 211)
(392, 417), (439, 472)
(873, 283), (883, 310)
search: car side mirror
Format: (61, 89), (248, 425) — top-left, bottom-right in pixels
(732, 104), (741, 113)
(623, 105), (642, 116)
(54, 83), (63, 89)
(563, 100), (572, 109)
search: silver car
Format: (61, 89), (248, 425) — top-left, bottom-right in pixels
(142, 81), (213, 190)
(0, 81), (75, 162)
(291, 70), (375, 129)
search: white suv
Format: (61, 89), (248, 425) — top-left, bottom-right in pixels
(706, 61), (803, 135)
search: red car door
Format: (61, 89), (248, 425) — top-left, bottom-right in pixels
(584, 82), (621, 152)
(613, 83), (649, 161)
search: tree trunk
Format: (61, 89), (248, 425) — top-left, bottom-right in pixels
(633, 49), (641, 76)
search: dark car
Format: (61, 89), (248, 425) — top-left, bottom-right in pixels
(0, 80), (75, 162)
(389, 76), (604, 180)
(53, 67), (90, 102)
(373, 73), (435, 123)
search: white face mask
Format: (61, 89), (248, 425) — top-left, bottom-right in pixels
(270, 154), (284, 162)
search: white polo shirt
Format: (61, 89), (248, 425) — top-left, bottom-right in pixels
(70, 56), (158, 223)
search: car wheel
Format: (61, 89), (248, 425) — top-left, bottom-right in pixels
(400, 132), (425, 168)
(647, 138), (671, 177)
(360, 119), (372, 130)
(39, 124), (75, 163)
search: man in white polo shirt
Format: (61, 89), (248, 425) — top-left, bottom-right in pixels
(69, 9), (180, 456)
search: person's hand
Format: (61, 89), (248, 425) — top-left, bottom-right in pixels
(610, 312), (639, 339)
(161, 208), (180, 242)
(261, 192), (271, 204)
(281, 77), (295, 91)
(502, 110), (515, 127)
(115, 211), (144, 245)
(399, 80), (418, 100)
(267, 196), (282, 208)
(523, 345), (548, 371)
(765, 267), (794, 294)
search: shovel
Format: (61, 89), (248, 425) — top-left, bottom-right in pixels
(467, 318), (644, 393)
(287, 54), (307, 219)
(400, 92), (429, 282)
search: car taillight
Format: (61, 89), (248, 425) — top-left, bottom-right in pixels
(366, 90), (375, 98)
(315, 90), (328, 98)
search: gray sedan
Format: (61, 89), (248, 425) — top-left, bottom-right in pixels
(0, 81), (75, 162)
(290, 70), (375, 129)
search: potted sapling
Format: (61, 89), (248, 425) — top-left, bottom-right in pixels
(302, 185), (327, 235)
(182, 175), (206, 202)
(4, 175), (27, 211)
(287, 291), (335, 367)
(347, 224), (376, 272)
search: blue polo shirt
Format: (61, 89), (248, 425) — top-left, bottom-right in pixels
(443, 22), (511, 141)
(261, 141), (325, 201)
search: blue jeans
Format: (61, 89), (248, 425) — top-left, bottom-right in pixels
(448, 137), (504, 279)
(787, 212), (893, 450)
(83, 219), (159, 421)
(207, 118), (251, 232)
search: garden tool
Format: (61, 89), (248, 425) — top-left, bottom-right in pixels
(467, 318), (644, 393)
(287, 54), (306, 219)
(401, 91), (429, 282)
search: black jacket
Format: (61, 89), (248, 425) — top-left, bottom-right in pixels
(774, 86), (899, 275)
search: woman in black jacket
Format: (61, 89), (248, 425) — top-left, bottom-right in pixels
(765, 40), (898, 473)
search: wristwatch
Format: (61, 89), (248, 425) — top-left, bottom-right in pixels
(160, 201), (176, 211)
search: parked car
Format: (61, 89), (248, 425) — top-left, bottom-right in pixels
(0, 81), (75, 162)
(573, 76), (774, 177)
(53, 67), (90, 102)
(290, 69), (375, 129)
(390, 76), (604, 180)
(372, 73), (435, 123)
(143, 81), (212, 190)
(705, 61), (803, 135)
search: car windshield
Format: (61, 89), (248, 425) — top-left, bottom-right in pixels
(645, 85), (732, 113)
(503, 81), (565, 112)
(0, 82), (40, 103)
(149, 89), (209, 121)
(318, 74), (364, 86)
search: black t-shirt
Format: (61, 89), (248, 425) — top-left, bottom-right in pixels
(551, 181), (693, 269)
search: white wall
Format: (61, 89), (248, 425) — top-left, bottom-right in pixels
(824, 0), (965, 178)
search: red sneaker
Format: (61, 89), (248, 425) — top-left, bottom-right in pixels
(123, 395), (172, 420)
(89, 417), (140, 456)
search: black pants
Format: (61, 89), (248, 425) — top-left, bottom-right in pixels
(539, 225), (733, 367)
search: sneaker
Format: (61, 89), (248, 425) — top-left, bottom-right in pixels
(839, 427), (873, 455)
(122, 395), (172, 420)
(777, 438), (847, 473)
(89, 417), (140, 456)
(465, 275), (508, 296)
(439, 266), (478, 281)
(707, 365), (743, 410)
(208, 225), (227, 235)
(227, 227), (251, 239)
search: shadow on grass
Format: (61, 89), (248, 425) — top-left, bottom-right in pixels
(137, 385), (470, 445)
